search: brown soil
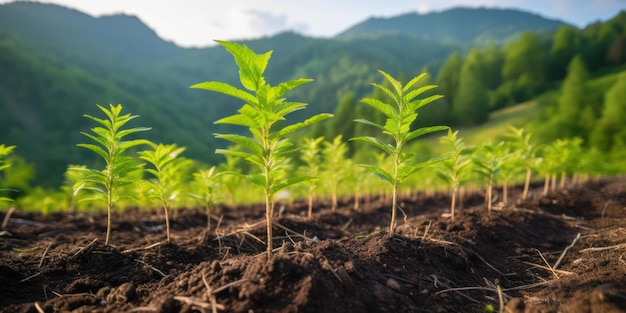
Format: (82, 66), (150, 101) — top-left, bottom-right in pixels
(1, 177), (626, 313)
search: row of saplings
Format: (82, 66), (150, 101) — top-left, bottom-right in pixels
(0, 41), (606, 261)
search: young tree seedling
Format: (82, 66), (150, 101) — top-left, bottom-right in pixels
(77, 104), (150, 245)
(438, 130), (473, 222)
(506, 127), (539, 200)
(299, 136), (324, 218)
(189, 166), (220, 230)
(352, 70), (448, 235)
(61, 164), (88, 212)
(192, 40), (332, 260)
(139, 143), (190, 243)
(472, 142), (510, 212)
(322, 135), (350, 212)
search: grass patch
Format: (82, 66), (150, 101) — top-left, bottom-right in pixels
(457, 101), (539, 145)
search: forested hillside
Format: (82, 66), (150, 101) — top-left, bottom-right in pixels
(0, 1), (625, 188)
(338, 7), (568, 43)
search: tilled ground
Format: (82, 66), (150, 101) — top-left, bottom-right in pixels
(1, 177), (625, 313)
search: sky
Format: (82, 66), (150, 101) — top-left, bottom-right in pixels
(1, 0), (625, 47)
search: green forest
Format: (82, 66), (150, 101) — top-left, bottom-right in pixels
(1, 2), (626, 214)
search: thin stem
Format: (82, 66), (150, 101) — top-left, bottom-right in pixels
(390, 181), (398, 235)
(486, 181), (492, 212)
(331, 184), (337, 212)
(522, 168), (531, 200)
(164, 202), (171, 243)
(307, 187), (313, 219)
(263, 125), (274, 261)
(451, 186), (457, 222)
(265, 191), (273, 261)
(106, 187), (112, 245)
(503, 182), (508, 203)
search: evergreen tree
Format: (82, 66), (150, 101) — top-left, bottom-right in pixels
(549, 26), (581, 80)
(453, 49), (490, 125)
(502, 32), (546, 82)
(326, 91), (358, 145)
(591, 74), (626, 151)
(436, 52), (462, 107)
(501, 32), (547, 103)
(554, 54), (590, 138)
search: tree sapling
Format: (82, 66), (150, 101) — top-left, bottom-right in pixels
(352, 70), (448, 234)
(192, 40), (332, 260)
(76, 104), (150, 245)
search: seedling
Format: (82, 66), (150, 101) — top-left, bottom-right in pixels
(76, 104), (150, 245)
(139, 143), (190, 243)
(505, 127), (539, 200)
(61, 164), (88, 212)
(192, 40), (332, 260)
(438, 130), (473, 221)
(473, 142), (510, 212)
(299, 136), (324, 218)
(494, 143), (522, 203)
(190, 166), (220, 229)
(322, 135), (350, 212)
(352, 70), (447, 234)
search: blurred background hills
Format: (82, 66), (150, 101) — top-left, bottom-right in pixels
(0, 1), (625, 187)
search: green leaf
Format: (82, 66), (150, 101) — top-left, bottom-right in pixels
(404, 84), (437, 103)
(403, 125), (449, 142)
(191, 81), (257, 105)
(117, 127), (152, 138)
(275, 79), (313, 98)
(116, 140), (149, 156)
(77, 143), (108, 161)
(357, 164), (393, 185)
(215, 149), (264, 167)
(270, 175), (313, 195)
(409, 94), (444, 111)
(247, 173), (266, 188)
(82, 114), (110, 129)
(402, 72), (428, 92)
(384, 118), (410, 135)
(216, 40), (271, 91)
(80, 131), (109, 150)
(276, 113), (333, 137)
(398, 157), (445, 181)
(360, 98), (397, 118)
(273, 101), (307, 117)
(353, 119), (385, 132)
(350, 136), (394, 155)
(214, 134), (263, 155)
(370, 83), (398, 104)
(215, 113), (256, 128)
(377, 70), (403, 96)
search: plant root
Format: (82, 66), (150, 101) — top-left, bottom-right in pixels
(135, 259), (166, 277)
(38, 242), (53, 268)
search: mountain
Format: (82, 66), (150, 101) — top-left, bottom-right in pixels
(337, 7), (570, 44)
(1, 2), (617, 188)
(0, 1), (181, 64)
